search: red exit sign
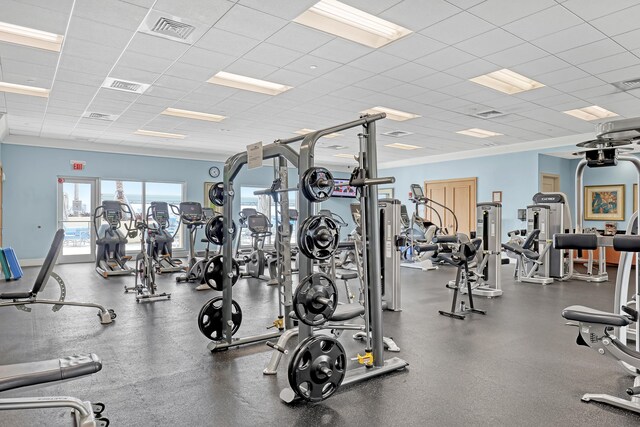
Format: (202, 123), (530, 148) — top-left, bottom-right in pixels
(71, 160), (86, 171)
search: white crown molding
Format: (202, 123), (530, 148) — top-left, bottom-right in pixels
(378, 132), (594, 169)
(3, 134), (230, 163)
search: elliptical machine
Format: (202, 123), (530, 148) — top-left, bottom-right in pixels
(93, 201), (135, 278)
(244, 212), (273, 280)
(147, 201), (183, 274)
(176, 202), (207, 284)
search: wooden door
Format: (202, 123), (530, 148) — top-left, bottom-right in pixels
(424, 181), (447, 230)
(541, 174), (560, 193)
(424, 177), (477, 236)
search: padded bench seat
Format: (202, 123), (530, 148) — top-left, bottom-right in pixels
(562, 305), (631, 327)
(433, 235), (458, 244)
(0, 291), (33, 300)
(330, 304), (365, 321)
(336, 272), (358, 280)
(501, 243), (540, 260)
(0, 354), (102, 393)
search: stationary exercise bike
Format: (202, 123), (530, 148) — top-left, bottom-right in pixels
(147, 201), (183, 274)
(93, 201), (135, 278)
(125, 217), (171, 302)
(243, 212), (273, 280)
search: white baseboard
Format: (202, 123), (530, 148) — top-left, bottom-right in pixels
(20, 258), (45, 267)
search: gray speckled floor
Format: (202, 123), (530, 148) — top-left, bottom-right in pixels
(1, 261), (640, 426)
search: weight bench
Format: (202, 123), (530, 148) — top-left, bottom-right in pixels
(0, 229), (116, 325)
(502, 230), (553, 285)
(559, 233), (640, 414)
(0, 353), (109, 426)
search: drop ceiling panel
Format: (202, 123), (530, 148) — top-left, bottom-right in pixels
(349, 51), (407, 74)
(591, 4), (640, 37)
(414, 46), (475, 71)
(484, 42), (548, 68)
(555, 38), (627, 65)
(561, 0), (640, 21)
(468, 0), (556, 26)
(242, 42), (304, 68)
(58, 54), (113, 76)
(381, 62), (436, 83)
(238, 0), (319, 20)
(455, 28), (523, 57)
(310, 38), (372, 64)
(214, 4), (287, 41)
(73, 0), (149, 31)
(380, 0), (461, 32)
(283, 55), (342, 77)
(504, 5), (583, 40)
(0, 0), (71, 34)
(613, 29), (640, 52)
(420, 11), (495, 45)
(266, 23), (334, 54)
(0, 43), (59, 67)
(153, 0), (234, 24)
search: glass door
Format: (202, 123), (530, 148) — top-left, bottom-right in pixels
(57, 177), (97, 263)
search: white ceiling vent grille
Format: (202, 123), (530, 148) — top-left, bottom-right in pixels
(102, 77), (149, 94)
(612, 78), (640, 92)
(83, 112), (118, 121)
(138, 11), (200, 44)
(151, 17), (195, 40)
(383, 130), (413, 137)
(473, 109), (505, 119)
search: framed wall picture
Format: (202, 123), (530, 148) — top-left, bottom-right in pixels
(204, 182), (223, 214)
(492, 191), (502, 203)
(584, 184), (624, 221)
(378, 188), (394, 199)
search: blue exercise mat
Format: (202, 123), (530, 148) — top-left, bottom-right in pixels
(3, 247), (23, 280)
(0, 249), (10, 281)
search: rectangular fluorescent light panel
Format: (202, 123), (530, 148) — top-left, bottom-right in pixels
(456, 128), (503, 138)
(161, 108), (226, 122)
(0, 21), (63, 52)
(0, 81), (49, 97)
(134, 129), (186, 139)
(334, 153), (356, 159)
(361, 106), (420, 121)
(470, 69), (544, 94)
(207, 71), (292, 96)
(294, 0), (412, 48)
(385, 142), (420, 150)
(295, 128), (341, 138)
(563, 105), (618, 121)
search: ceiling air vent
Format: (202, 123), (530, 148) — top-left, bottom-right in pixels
(474, 109), (505, 119)
(102, 77), (149, 94)
(138, 11), (199, 44)
(151, 17), (195, 40)
(612, 78), (640, 92)
(383, 130), (413, 137)
(325, 144), (347, 150)
(83, 112), (118, 121)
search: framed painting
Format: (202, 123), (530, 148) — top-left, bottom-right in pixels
(584, 184), (624, 221)
(204, 182), (223, 214)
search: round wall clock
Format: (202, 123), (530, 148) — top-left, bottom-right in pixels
(209, 166), (220, 178)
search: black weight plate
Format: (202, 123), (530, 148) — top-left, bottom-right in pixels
(293, 273), (338, 326)
(288, 335), (346, 402)
(297, 215), (340, 260)
(197, 296), (242, 341)
(203, 255), (240, 291)
(301, 167), (334, 202)
(209, 182), (225, 207)
(206, 215), (237, 245)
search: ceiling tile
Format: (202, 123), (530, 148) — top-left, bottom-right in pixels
(195, 28), (261, 56)
(532, 23), (605, 54)
(178, 47), (235, 71)
(512, 55), (571, 77)
(310, 38), (372, 64)
(127, 32), (190, 59)
(414, 47), (475, 71)
(381, 62), (437, 83)
(380, 33), (447, 61)
(214, 4), (287, 41)
(420, 11), (495, 44)
(110, 65), (160, 84)
(164, 62), (217, 82)
(613, 29), (640, 52)
(446, 58), (498, 79)
(468, 0), (556, 26)
(353, 75), (405, 91)
(455, 28), (523, 56)
(504, 5), (584, 40)
(578, 52), (640, 75)
(484, 43), (547, 68)
(284, 54), (342, 77)
(560, 0), (640, 21)
(73, 0), (149, 31)
(535, 66), (591, 86)
(153, 0), (234, 24)
(591, 4), (640, 37)
(0, 43), (59, 67)
(242, 42), (304, 68)
(266, 23), (334, 54)
(413, 72), (462, 90)
(1, 0), (71, 34)
(238, 0), (318, 20)
(380, 0), (461, 32)
(555, 38), (627, 65)
(117, 50), (175, 74)
(349, 51), (407, 74)
(597, 64), (640, 84)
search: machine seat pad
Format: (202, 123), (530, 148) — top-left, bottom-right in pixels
(0, 291), (33, 299)
(336, 272), (358, 280)
(433, 235), (457, 244)
(330, 304), (365, 321)
(337, 242), (356, 250)
(501, 243), (540, 260)
(562, 305), (631, 327)
(553, 233), (598, 250)
(0, 354), (102, 393)
(613, 235), (640, 253)
(416, 244), (438, 253)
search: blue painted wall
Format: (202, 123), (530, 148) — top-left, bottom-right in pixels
(2, 144), (291, 259)
(381, 151), (541, 241)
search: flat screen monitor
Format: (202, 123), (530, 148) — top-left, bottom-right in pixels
(410, 184), (424, 199)
(333, 178), (357, 198)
